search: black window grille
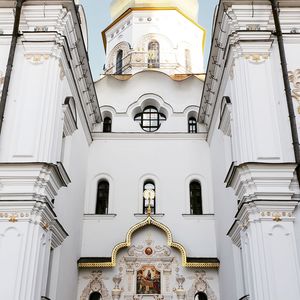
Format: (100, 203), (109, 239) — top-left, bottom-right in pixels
(188, 117), (197, 133)
(96, 180), (109, 214)
(134, 106), (166, 132)
(190, 181), (202, 215)
(103, 117), (112, 133)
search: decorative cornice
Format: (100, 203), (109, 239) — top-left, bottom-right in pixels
(0, 162), (70, 202)
(0, 200), (68, 248)
(78, 215), (220, 269)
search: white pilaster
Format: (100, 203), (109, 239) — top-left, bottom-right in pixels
(227, 163), (300, 300)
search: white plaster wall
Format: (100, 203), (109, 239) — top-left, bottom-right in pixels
(95, 72), (204, 133)
(47, 117), (90, 300)
(81, 134), (216, 258)
(209, 121), (242, 300)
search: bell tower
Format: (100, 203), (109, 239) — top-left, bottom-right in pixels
(102, 0), (206, 75)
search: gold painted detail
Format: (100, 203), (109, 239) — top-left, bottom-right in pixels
(78, 215), (220, 269)
(260, 211), (292, 220)
(244, 54), (270, 63)
(288, 69), (300, 113)
(25, 54), (50, 64)
(8, 214), (18, 223)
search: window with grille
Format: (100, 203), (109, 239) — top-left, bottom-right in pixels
(134, 106), (166, 132)
(188, 117), (197, 133)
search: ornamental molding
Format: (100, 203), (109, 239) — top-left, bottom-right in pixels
(187, 271), (217, 300)
(78, 215), (220, 269)
(228, 200), (298, 247)
(0, 201), (68, 248)
(0, 162), (70, 203)
(288, 69), (300, 114)
(24, 54), (50, 64)
(80, 271), (111, 300)
(225, 162), (297, 204)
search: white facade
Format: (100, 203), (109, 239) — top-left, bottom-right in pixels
(0, 0), (300, 300)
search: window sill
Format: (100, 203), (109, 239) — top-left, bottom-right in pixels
(182, 214), (215, 220)
(134, 213), (165, 218)
(83, 214), (117, 220)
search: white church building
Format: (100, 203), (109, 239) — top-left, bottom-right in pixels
(0, 0), (300, 300)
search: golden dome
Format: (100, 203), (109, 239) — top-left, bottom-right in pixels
(110, 0), (199, 21)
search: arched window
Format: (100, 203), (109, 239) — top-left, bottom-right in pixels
(194, 292), (208, 300)
(96, 180), (109, 214)
(190, 181), (202, 215)
(116, 49), (123, 75)
(148, 40), (160, 68)
(143, 180), (156, 214)
(89, 292), (101, 300)
(103, 117), (112, 133)
(188, 117), (197, 133)
(134, 106), (166, 132)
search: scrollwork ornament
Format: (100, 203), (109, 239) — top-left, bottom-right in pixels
(288, 69), (300, 113)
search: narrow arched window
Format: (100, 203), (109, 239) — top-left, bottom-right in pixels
(96, 180), (109, 214)
(194, 292), (207, 300)
(185, 49), (191, 72)
(103, 117), (112, 133)
(89, 292), (101, 300)
(188, 117), (197, 133)
(116, 50), (123, 75)
(190, 181), (202, 215)
(148, 40), (160, 68)
(143, 180), (156, 214)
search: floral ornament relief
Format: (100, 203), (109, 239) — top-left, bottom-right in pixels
(80, 271), (111, 300)
(288, 69), (300, 114)
(187, 270), (217, 300)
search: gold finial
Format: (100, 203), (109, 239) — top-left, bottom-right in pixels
(143, 189), (155, 216)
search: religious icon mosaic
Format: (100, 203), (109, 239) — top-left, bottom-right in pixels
(136, 265), (161, 294)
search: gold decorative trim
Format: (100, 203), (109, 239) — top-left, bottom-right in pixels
(102, 7), (206, 53)
(78, 216), (220, 269)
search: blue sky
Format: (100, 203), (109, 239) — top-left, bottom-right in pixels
(80, 0), (219, 79)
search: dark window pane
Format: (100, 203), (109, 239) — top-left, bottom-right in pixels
(190, 181), (202, 215)
(103, 117), (112, 133)
(96, 181), (109, 214)
(195, 292), (207, 300)
(89, 292), (101, 300)
(116, 50), (123, 75)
